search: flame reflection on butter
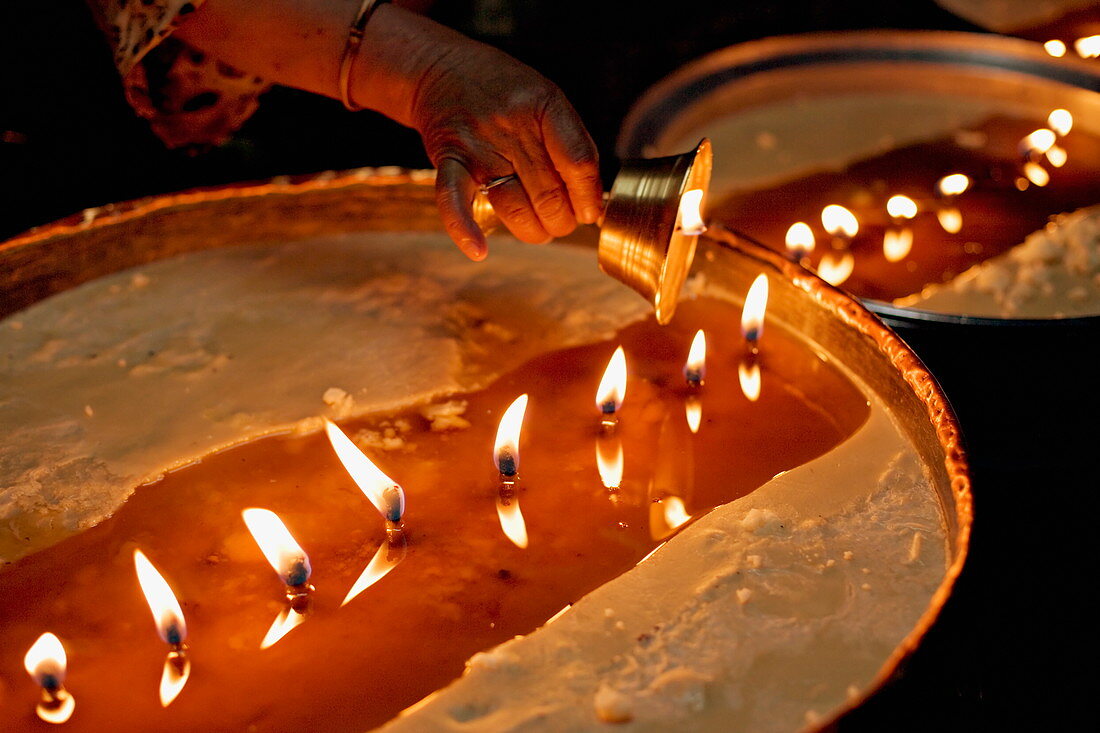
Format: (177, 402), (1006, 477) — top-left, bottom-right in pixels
(260, 607), (308, 650)
(1046, 145), (1068, 168)
(678, 188), (707, 236)
(342, 534), (408, 606)
(821, 205), (859, 239)
(685, 396), (702, 434)
(241, 508), (312, 587)
(596, 437), (624, 489)
(817, 251), (855, 286)
(1023, 161), (1050, 187)
(595, 347), (627, 417)
(883, 229), (914, 263)
(785, 222), (815, 259)
(324, 418), (405, 523)
(24, 633), (75, 724)
(496, 490), (529, 549)
(739, 360), (762, 402)
(936, 208), (963, 234)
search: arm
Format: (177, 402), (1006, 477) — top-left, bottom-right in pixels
(173, 1), (603, 259)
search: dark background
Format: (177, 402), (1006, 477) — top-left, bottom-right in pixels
(1, 2), (1091, 730)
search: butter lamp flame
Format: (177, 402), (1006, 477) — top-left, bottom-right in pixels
(741, 275), (769, 346)
(684, 330), (706, 387)
(596, 437), (624, 490)
(324, 418), (405, 523)
(677, 188), (707, 236)
(1044, 39), (1067, 57)
(936, 173), (970, 197)
(494, 394), (528, 479)
(1075, 35), (1100, 58)
(133, 549), (191, 707)
(1021, 129), (1056, 155)
(821, 205), (859, 239)
(133, 549), (187, 646)
(784, 222), (815, 260)
(886, 195), (918, 220)
(242, 508), (312, 588)
(596, 347), (627, 421)
(24, 632), (75, 724)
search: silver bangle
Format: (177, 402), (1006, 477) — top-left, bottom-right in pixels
(338, 0), (391, 111)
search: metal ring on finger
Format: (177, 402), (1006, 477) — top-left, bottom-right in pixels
(478, 174), (519, 195)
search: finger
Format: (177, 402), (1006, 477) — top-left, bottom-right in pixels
(486, 177), (551, 244)
(541, 96), (603, 225)
(509, 141), (577, 239)
(435, 157), (488, 261)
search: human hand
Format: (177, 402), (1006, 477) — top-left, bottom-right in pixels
(409, 37), (603, 260)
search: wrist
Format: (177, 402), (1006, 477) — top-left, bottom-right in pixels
(349, 5), (461, 128)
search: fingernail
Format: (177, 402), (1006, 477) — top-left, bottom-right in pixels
(581, 206), (600, 225)
(464, 240), (488, 261)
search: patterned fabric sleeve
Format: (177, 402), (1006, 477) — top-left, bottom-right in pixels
(86, 0), (271, 150)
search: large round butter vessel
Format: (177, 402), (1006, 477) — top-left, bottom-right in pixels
(0, 169), (970, 732)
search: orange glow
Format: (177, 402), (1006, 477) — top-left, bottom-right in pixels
(821, 204), (859, 238)
(493, 394), (528, 477)
(1046, 145), (1068, 167)
(24, 632), (75, 724)
(678, 188), (707, 236)
(739, 360), (761, 402)
(883, 229), (914, 263)
(886, 195), (918, 220)
(936, 173), (970, 197)
(1044, 39), (1067, 57)
(684, 329), (706, 386)
(1048, 109), (1073, 136)
(937, 208), (963, 234)
(596, 437), (624, 489)
(241, 508), (312, 587)
(324, 418), (405, 522)
(1075, 35), (1100, 58)
(134, 549), (188, 646)
(785, 222), (815, 258)
(817, 251), (855, 286)
(159, 652), (191, 708)
(260, 607), (308, 650)
(595, 347), (627, 416)
(496, 491), (529, 549)
(1023, 161), (1050, 187)
(663, 497), (691, 531)
(342, 535), (407, 607)
(741, 274), (769, 343)
(685, 395), (702, 434)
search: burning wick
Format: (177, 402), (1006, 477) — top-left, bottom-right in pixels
(242, 508), (314, 648)
(935, 173), (970, 234)
(24, 633), (75, 724)
(784, 222), (816, 263)
(494, 394), (530, 548)
(1044, 39), (1067, 57)
(740, 274), (768, 402)
(883, 194), (918, 263)
(133, 549), (191, 707)
(596, 346), (627, 430)
(1048, 109), (1073, 137)
(677, 188), (707, 236)
(741, 275), (769, 354)
(684, 329), (706, 388)
(821, 205), (858, 250)
(324, 418), (405, 526)
(1075, 35), (1100, 59)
